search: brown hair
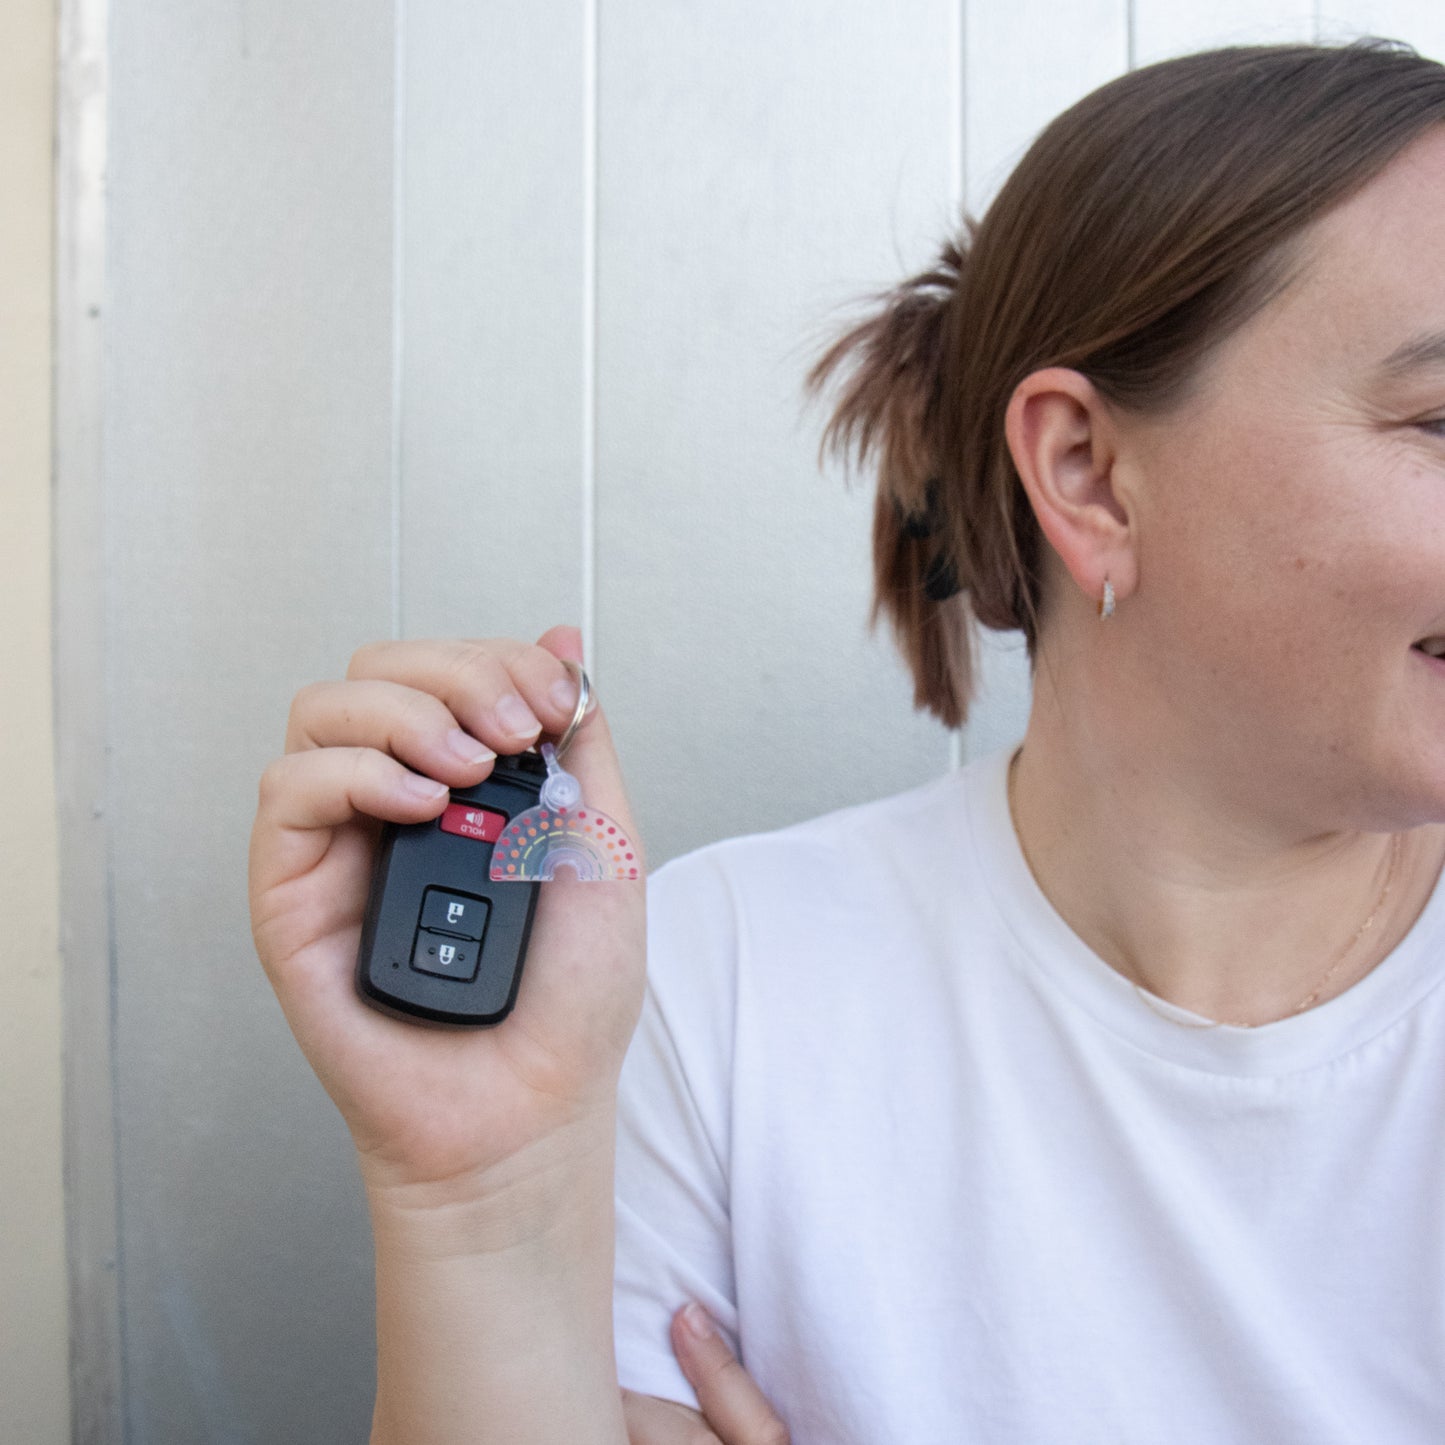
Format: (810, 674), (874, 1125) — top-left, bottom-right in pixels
(810, 39), (1445, 729)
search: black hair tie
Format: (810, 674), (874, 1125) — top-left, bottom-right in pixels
(922, 552), (962, 602)
(897, 475), (944, 540)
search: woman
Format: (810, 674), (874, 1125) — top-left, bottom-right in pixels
(250, 39), (1445, 1444)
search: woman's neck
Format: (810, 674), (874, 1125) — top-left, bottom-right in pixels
(1008, 686), (1445, 1028)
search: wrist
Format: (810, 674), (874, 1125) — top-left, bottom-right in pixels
(366, 1106), (626, 1445)
(362, 1105), (618, 1258)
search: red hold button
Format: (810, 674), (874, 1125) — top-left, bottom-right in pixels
(440, 803), (507, 843)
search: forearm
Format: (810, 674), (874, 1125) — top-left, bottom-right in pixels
(366, 1113), (628, 1445)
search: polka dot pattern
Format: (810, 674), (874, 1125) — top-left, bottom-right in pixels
(489, 803), (640, 882)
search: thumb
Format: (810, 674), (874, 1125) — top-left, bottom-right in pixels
(532, 625), (643, 873)
(535, 623), (585, 668)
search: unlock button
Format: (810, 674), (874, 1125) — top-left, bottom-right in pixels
(420, 888), (488, 941)
(411, 929), (480, 982)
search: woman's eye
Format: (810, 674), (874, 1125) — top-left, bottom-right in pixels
(1418, 417), (1445, 437)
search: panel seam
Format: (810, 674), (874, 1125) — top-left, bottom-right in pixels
(390, 0), (408, 640)
(582, 0), (600, 671)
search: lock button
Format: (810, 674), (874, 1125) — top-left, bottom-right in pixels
(420, 888), (489, 941)
(411, 929), (481, 982)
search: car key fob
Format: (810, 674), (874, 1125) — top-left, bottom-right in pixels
(355, 751), (547, 1027)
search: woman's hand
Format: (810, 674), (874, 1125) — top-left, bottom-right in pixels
(622, 1304), (791, 1444)
(248, 625), (646, 1209)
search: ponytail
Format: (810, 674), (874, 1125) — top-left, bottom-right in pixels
(808, 235), (975, 730)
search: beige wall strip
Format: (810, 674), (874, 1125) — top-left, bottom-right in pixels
(0, 0), (73, 1441)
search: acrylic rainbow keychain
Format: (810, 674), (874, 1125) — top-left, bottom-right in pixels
(489, 661), (640, 884)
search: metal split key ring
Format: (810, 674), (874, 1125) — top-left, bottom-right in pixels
(550, 659), (592, 761)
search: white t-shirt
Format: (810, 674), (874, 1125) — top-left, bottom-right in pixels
(612, 746), (1445, 1444)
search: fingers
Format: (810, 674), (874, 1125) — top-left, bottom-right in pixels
(250, 746), (449, 902)
(669, 1304), (791, 1445)
(345, 636), (584, 758)
(253, 627), (643, 924)
(259, 745), (448, 832)
(287, 678), (496, 786)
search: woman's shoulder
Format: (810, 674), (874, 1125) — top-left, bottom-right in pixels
(646, 747), (1008, 926)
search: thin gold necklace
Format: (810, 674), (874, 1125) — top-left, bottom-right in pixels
(1007, 753), (1406, 1031)
(1129, 830), (1403, 1029)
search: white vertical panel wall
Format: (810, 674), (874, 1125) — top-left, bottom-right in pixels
(399, 6), (589, 642)
(77, 2), (1444, 1438)
(1318, 0), (1445, 56)
(1134, 0), (1315, 65)
(594, 0), (956, 864)
(105, 2), (396, 1441)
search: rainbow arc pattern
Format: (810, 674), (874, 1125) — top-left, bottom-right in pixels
(488, 803), (640, 882)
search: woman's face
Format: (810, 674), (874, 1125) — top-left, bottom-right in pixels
(1113, 123), (1445, 833)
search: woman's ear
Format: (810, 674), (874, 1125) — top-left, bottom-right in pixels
(1004, 367), (1138, 612)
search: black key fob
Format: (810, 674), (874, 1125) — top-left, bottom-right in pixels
(355, 752), (547, 1026)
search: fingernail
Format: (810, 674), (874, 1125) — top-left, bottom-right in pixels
(681, 1302), (715, 1341)
(403, 771), (448, 801)
(495, 693), (540, 738)
(445, 728), (495, 766)
(549, 677), (579, 714)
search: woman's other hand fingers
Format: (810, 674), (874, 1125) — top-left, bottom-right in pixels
(669, 1303), (791, 1445)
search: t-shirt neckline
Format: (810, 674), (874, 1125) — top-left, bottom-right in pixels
(963, 746), (1445, 1077)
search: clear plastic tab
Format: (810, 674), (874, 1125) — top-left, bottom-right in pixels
(489, 743), (639, 882)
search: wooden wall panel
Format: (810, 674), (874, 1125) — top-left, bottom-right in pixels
(399, 5), (588, 641)
(594, 0), (958, 867)
(1133, 0), (1315, 66)
(74, 3), (1445, 1439)
(963, 0), (1128, 211)
(1318, 0), (1445, 56)
(105, 2), (396, 1439)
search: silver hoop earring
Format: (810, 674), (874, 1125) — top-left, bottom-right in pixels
(1097, 578), (1115, 619)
